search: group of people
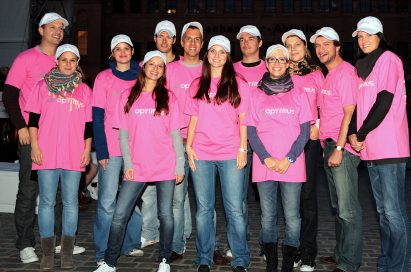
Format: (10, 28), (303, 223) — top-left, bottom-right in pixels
(2, 11), (409, 272)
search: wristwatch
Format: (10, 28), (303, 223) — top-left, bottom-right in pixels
(335, 145), (345, 151)
(238, 147), (247, 153)
(286, 156), (295, 163)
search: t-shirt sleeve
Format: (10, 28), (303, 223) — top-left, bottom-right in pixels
(169, 93), (182, 130)
(24, 82), (43, 114)
(184, 81), (199, 116)
(298, 89), (314, 124)
(339, 66), (357, 107)
(376, 53), (401, 95)
(238, 81), (251, 114)
(92, 73), (107, 108)
(243, 91), (259, 127)
(5, 53), (27, 89)
(84, 84), (93, 122)
(113, 93), (128, 129)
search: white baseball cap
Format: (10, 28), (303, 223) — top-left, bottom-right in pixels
(265, 44), (289, 60)
(56, 44), (80, 60)
(208, 35), (231, 53)
(142, 50), (167, 66)
(236, 25), (261, 40)
(39, 12), (69, 28)
(281, 29), (307, 44)
(309, 27), (340, 43)
(155, 20), (176, 37)
(111, 34), (133, 51)
(181, 21), (203, 39)
(352, 16), (383, 37)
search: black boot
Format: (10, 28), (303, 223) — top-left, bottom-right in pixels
(281, 244), (298, 272)
(263, 243), (278, 272)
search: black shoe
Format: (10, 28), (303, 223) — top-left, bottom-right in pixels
(233, 266), (247, 272)
(198, 265), (210, 272)
(320, 256), (336, 265)
(169, 251), (183, 262)
(213, 250), (230, 266)
(333, 268), (345, 272)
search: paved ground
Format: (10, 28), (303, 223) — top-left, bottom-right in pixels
(0, 164), (410, 272)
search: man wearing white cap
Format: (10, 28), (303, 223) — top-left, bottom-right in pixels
(310, 27), (362, 272)
(154, 20), (179, 63)
(165, 21), (204, 262)
(2, 12), (72, 264)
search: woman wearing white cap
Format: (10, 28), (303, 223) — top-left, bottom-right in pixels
(349, 16), (409, 272)
(25, 44), (92, 270)
(92, 34), (143, 266)
(281, 29), (324, 272)
(94, 50), (185, 272)
(245, 44), (312, 272)
(185, 35), (250, 272)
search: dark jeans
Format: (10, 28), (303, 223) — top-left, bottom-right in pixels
(14, 142), (38, 250)
(299, 139), (321, 260)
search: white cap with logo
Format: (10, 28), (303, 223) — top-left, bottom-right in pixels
(39, 12), (69, 28)
(352, 16), (383, 37)
(111, 34), (133, 51)
(143, 50), (167, 66)
(309, 27), (340, 43)
(181, 21), (203, 39)
(265, 44), (289, 60)
(155, 20), (176, 37)
(281, 29), (307, 44)
(208, 35), (231, 53)
(56, 44), (80, 60)
(236, 25), (261, 40)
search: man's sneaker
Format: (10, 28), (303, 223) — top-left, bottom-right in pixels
(96, 259), (106, 266)
(93, 263), (116, 272)
(233, 266), (247, 272)
(55, 244), (85, 254)
(157, 258), (170, 272)
(226, 249), (233, 259)
(20, 247), (39, 263)
(294, 254), (302, 268)
(126, 248), (144, 257)
(141, 237), (159, 248)
(87, 182), (99, 200)
(198, 265), (210, 272)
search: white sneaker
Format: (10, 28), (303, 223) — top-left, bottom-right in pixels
(87, 182), (99, 200)
(300, 264), (315, 271)
(226, 249), (232, 258)
(126, 248), (144, 257)
(20, 247), (39, 263)
(157, 258), (170, 272)
(93, 263), (116, 272)
(55, 244), (86, 254)
(141, 237), (159, 248)
(96, 259), (106, 266)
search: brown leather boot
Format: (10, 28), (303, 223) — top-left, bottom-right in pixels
(60, 236), (75, 269)
(40, 236), (55, 270)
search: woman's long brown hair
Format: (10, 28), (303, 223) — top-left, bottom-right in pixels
(124, 65), (169, 115)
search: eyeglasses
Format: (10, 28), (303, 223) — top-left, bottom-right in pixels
(266, 57), (288, 64)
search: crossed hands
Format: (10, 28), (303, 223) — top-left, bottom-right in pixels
(263, 156), (291, 174)
(348, 134), (365, 153)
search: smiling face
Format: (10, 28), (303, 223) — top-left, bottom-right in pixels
(154, 31), (175, 54)
(39, 20), (65, 46)
(314, 36), (339, 66)
(357, 31), (380, 54)
(112, 42), (134, 65)
(239, 32), (262, 57)
(285, 36), (306, 62)
(181, 28), (203, 58)
(144, 56), (165, 82)
(266, 49), (289, 80)
(207, 45), (228, 70)
(57, 51), (78, 75)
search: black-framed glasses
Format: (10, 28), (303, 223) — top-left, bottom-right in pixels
(266, 57), (288, 64)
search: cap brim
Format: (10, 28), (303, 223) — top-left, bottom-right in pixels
(352, 27), (379, 37)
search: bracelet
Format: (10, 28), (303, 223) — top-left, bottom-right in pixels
(238, 147), (247, 153)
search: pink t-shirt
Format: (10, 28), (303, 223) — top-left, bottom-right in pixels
(234, 60), (267, 91)
(318, 61), (357, 154)
(244, 87), (313, 182)
(291, 70), (324, 121)
(166, 60), (202, 138)
(92, 69), (136, 157)
(356, 51), (409, 160)
(115, 90), (181, 182)
(5, 47), (56, 123)
(25, 81), (92, 172)
(185, 77), (250, 160)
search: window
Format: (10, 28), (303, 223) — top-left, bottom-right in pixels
(342, 0), (353, 12)
(166, 0), (177, 13)
(301, 0), (312, 12)
(148, 0), (160, 13)
(242, 0), (253, 12)
(224, 0), (235, 12)
(319, 0), (330, 11)
(188, 0), (200, 13)
(265, 0), (276, 12)
(206, 0), (217, 13)
(379, 0), (390, 12)
(77, 31), (88, 56)
(360, 0), (372, 12)
(112, 0), (124, 13)
(283, 0), (293, 12)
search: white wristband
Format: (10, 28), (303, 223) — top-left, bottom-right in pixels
(238, 147), (247, 153)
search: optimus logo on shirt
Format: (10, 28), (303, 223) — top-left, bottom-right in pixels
(174, 83), (191, 90)
(134, 108), (166, 116)
(264, 108), (295, 115)
(304, 87), (316, 93)
(321, 89), (332, 96)
(248, 81), (259, 87)
(48, 96), (85, 111)
(358, 80), (375, 89)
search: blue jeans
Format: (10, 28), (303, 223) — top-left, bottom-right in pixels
(191, 159), (249, 268)
(141, 185), (160, 241)
(105, 180), (175, 267)
(257, 181), (302, 247)
(367, 162), (409, 272)
(93, 157), (142, 261)
(38, 169), (81, 238)
(323, 140), (362, 272)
